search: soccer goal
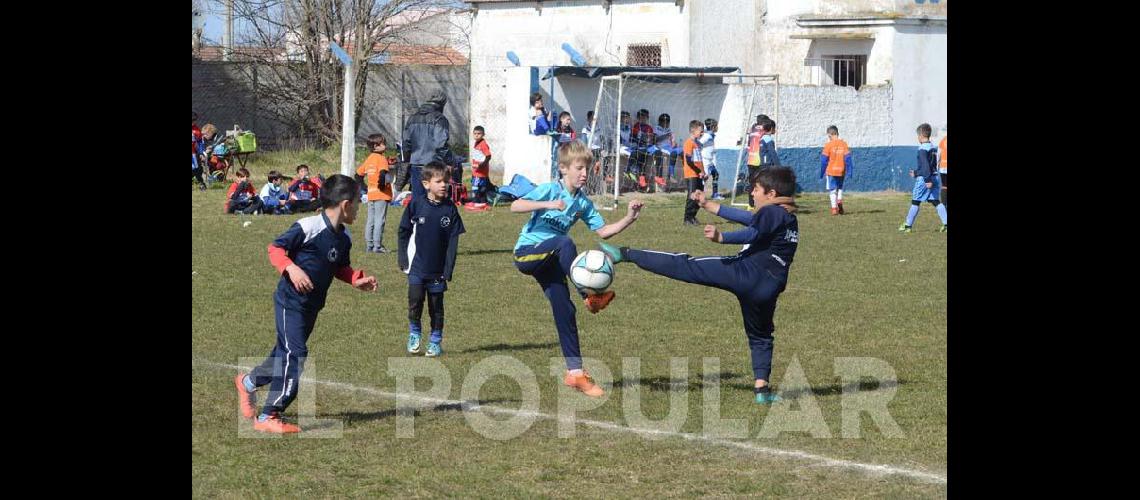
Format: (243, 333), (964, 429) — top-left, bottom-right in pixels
(587, 72), (779, 209)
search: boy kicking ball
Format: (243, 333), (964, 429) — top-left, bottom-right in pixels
(599, 166), (799, 404)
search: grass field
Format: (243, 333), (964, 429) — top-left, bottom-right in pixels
(193, 153), (947, 497)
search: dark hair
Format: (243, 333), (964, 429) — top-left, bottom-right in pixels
(705, 118), (717, 130)
(530, 92), (543, 107)
(620, 110), (630, 118)
(637, 109), (649, 118)
(473, 125), (485, 133)
(367, 133), (386, 149)
(236, 168), (251, 179)
(296, 164), (310, 174)
(267, 170), (283, 182)
(689, 119), (703, 131)
(555, 112), (573, 133)
(319, 174), (360, 209)
(755, 114), (769, 124)
(917, 123), (932, 138)
(586, 110), (594, 121)
(760, 119), (776, 133)
(192, 111), (198, 122)
(827, 125), (839, 135)
(751, 165), (796, 197)
(421, 160), (449, 182)
(658, 113), (671, 124)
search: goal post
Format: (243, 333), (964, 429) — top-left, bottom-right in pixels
(587, 72), (779, 209)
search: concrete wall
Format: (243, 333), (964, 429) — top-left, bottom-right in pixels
(470, 0), (688, 68)
(770, 0), (945, 18)
(515, 77), (934, 193)
(889, 23), (946, 145)
(371, 65), (471, 150)
(192, 62), (282, 143)
(754, 0), (945, 88)
(749, 0), (946, 148)
(192, 61), (470, 151)
(508, 72), (912, 192)
(465, 0), (947, 190)
(721, 83), (915, 193)
(469, 0), (692, 178)
(503, 67), (555, 185)
(688, 0), (757, 73)
(549, 73), (604, 124)
(770, 84), (892, 148)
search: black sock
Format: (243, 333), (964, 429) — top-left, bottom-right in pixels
(753, 386), (771, 394)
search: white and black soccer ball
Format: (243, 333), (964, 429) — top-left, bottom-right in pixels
(570, 250), (614, 294)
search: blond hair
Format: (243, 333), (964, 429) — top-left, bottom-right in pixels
(557, 140), (593, 169)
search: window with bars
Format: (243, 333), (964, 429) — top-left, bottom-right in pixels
(825, 54), (866, 89)
(626, 44), (662, 67)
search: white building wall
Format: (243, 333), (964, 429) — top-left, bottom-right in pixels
(775, 84), (893, 148)
(502, 67), (555, 185)
(688, 0), (757, 73)
(889, 23), (946, 145)
(469, 0), (691, 176)
(470, 0), (945, 169)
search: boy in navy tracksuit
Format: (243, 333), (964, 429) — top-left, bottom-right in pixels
(399, 161), (465, 357)
(600, 166), (799, 404)
(233, 175), (378, 433)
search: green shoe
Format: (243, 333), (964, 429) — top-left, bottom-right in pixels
(898, 222), (912, 233)
(754, 391), (782, 405)
(597, 242), (623, 264)
(939, 224), (947, 233)
(425, 341), (442, 357)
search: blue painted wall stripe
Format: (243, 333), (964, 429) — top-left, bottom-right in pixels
(711, 146), (920, 192)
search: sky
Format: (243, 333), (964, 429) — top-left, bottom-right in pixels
(199, 8), (233, 44)
(196, 1), (467, 45)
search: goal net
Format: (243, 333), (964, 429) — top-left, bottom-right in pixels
(586, 73), (779, 208)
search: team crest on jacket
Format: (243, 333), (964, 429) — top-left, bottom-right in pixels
(328, 248), (338, 262)
(440, 216), (451, 228)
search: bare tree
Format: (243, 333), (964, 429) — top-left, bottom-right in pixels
(193, 0), (206, 55)
(216, 0), (458, 146)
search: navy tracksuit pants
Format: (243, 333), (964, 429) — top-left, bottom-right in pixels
(513, 235), (587, 371)
(248, 303), (318, 415)
(624, 248), (786, 381)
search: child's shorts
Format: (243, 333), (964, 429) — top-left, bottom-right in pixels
(912, 175), (942, 202)
(826, 175), (845, 190)
(409, 274), (447, 293)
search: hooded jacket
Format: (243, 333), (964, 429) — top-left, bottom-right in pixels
(402, 92), (453, 166)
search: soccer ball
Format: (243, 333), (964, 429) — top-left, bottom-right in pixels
(570, 250), (614, 294)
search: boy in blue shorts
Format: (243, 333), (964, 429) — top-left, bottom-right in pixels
(399, 161), (466, 357)
(899, 123), (948, 233)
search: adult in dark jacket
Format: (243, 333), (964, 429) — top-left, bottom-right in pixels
(402, 91), (453, 200)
